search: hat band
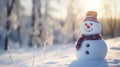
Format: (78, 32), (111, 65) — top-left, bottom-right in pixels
(84, 16), (99, 23)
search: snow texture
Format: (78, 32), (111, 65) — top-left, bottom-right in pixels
(0, 37), (120, 67)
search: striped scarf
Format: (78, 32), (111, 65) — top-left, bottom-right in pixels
(76, 34), (102, 50)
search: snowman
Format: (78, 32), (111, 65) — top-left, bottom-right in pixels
(75, 11), (107, 60)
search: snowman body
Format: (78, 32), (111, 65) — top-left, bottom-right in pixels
(76, 20), (107, 60)
(76, 39), (107, 60)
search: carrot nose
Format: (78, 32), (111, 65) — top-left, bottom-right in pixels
(85, 24), (90, 29)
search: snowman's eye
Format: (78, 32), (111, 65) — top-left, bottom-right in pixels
(90, 23), (93, 25)
(85, 23), (87, 25)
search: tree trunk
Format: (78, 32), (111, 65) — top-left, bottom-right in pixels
(4, 0), (15, 50)
(30, 0), (42, 47)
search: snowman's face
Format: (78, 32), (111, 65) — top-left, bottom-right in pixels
(81, 21), (101, 35)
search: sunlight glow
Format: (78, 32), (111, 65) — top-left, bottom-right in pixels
(85, 0), (100, 10)
(82, 0), (103, 18)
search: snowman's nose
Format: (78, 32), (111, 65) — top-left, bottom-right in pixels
(85, 24), (90, 29)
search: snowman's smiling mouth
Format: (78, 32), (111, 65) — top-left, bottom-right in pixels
(84, 28), (93, 32)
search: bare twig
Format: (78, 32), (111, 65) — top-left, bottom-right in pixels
(32, 51), (35, 67)
(43, 41), (47, 60)
(42, 41), (47, 66)
(7, 47), (17, 67)
(32, 45), (37, 67)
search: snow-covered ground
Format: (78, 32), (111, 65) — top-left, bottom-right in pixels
(0, 37), (120, 67)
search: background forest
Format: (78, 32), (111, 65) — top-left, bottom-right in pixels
(0, 0), (120, 50)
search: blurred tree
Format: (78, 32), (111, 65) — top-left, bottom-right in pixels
(103, 2), (116, 38)
(64, 0), (77, 43)
(15, 0), (22, 47)
(8, 0), (22, 47)
(30, 0), (43, 47)
(43, 0), (54, 45)
(5, 0), (15, 50)
(17, 0), (32, 47)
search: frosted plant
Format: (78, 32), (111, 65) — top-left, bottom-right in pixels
(42, 41), (47, 66)
(7, 47), (17, 67)
(43, 41), (47, 59)
(32, 44), (37, 67)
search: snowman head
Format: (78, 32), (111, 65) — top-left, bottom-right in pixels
(81, 11), (101, 35)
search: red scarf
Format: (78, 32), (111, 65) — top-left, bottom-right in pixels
(76, 34), (102, 50)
